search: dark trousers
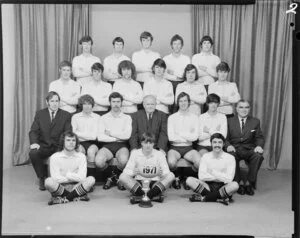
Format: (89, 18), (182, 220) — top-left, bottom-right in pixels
(230, 148), (264, 184)
(29, 146), (58, 178)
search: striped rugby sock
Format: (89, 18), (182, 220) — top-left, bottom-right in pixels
(66, 184), (87, 201)
(51, 184), (69, 197)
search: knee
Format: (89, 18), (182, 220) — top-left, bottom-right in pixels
(29, 149), (40, 161)
(117, 155), (129, 168)
(44, 177), (55, 189)
(167, 157), (178, 170)
(85, 176), (96, 187)
(95, 153), (106, 168)
(119, 173), (129, 184)
(186, 176), (197, 187)
(229, 181), (239, 192)
(78, 145), (86, 154)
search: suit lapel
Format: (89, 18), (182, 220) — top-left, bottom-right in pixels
(50, 109), (60, 128)
(233, 116), (242, 136)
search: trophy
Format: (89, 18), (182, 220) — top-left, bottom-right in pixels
(139, 179), (153, 208)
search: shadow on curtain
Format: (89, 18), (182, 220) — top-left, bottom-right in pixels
(13, 4), (89, 165)
(192, 0), (293, 169)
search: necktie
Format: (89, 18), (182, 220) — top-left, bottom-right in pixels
(241, 118), (245, 131)
(51, 111), (55, 121)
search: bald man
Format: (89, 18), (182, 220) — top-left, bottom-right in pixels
(129, 94), (168, 154)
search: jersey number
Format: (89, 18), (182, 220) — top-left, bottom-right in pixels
(143, 166), (157, 174)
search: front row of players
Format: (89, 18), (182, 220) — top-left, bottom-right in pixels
(45, 129), (238, 206)
(29, 90), (264, 206)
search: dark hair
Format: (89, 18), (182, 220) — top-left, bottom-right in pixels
(78, 94), (95, 109)
(199, 35), (214, 47)
(216, 62), (231, 73)
(183, 64), (199, 82)
(79, 35), (93, 45)
(140, 31), (153, 42)
(112, 37), (124, 45)
(236, 99), (251, 107)
(210, 133), (225, 143)
(91, 62), (104, 72)
(170, 34), (184, 46)
(46, 91), (60, 102)
(118, 60), (136, 80)
(58, 130), (80, 151)
(177, 92), (191, 105)
(59, 60), (72, 69)
(109, 92), (123, 102)
(152, 58), (167, 74)
(206, 93), (220, 104)
(141, 132), (156, 144)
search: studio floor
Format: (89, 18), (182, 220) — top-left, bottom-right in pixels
(2, 165), (293, 237)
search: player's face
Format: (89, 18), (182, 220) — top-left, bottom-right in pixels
(217, 70), (228, 81)
(178, 96), (189, 111)
(154, 65), (165, 77)
(211, 138), (224, 153)
(82, 41), (92, 53)
(141, 37), (152, 49)
(60, 66), (71, 80)
(236, 102), (250, 118)
(92, 69), (102, 81)
(110, 98), (122, 112)
(172, 40), (182, 54)
(82, 102), (93, 114)
(143, 97), (157, 113)
(114, 42), (124, 53)
(208, 102), (218, 112)
(121, 67), (132, 79)
(46, 95), (60, 112)
(141, 141), (154, 153)
(186, 69), (197, 83)
(64, 136), (77, 152)
(201, 41), (212, 52)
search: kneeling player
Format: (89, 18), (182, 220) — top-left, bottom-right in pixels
(119, 132), (175, 204)
(186, 133), (239, 205)
(45, 131), (95, 205)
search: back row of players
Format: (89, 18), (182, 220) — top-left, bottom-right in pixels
(28, 33), (264, 206)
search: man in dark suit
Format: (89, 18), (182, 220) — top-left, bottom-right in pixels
(29, 91), (72, 191)
(129, 94), (168, 154)
(225, 99), (264, 196)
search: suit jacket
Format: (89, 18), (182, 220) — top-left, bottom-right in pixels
(225, 115), (264, 150)
(129, 109), (168, 152)
(29, 108), (72, 148)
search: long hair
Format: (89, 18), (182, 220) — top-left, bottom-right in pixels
(58, 131), (80, 151)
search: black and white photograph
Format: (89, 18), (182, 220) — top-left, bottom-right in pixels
(1, 1), (295, 237)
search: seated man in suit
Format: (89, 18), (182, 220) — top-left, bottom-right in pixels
(119, 132), (175, 204)
(95, 92), (132, 190)
(45, 131), (95, 205)
(186, 133), (239, 205)
(29, 91), (72, 190)
(225, 99), (264, 196)
(129, 94), (168, 154)
(167, 92), (200, 190)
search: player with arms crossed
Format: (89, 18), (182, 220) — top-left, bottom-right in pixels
(186, 133), (239, 205)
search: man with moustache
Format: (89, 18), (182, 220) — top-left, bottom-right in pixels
(29, 91), (72, 191)
(95, 92), (132, 190)
(225, 99), (264, 196)
(186, 133), (239, 205)
(130, 94), (168, 154)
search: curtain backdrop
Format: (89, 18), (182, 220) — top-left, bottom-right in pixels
(192, 0), (293, 169)
(13, 4), (89, 165)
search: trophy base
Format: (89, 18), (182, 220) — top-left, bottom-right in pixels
(139, 200), (153, 208)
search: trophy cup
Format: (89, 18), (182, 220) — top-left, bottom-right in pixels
(139, 179), (153, 208)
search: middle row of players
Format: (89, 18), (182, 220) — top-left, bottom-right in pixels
(71, 90), (228, 190)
